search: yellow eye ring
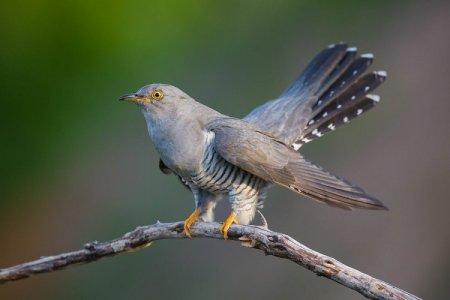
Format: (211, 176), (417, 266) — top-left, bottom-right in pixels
(151, 89), (164, 100)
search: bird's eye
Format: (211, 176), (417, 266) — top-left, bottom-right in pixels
(151, 89), (164, 100)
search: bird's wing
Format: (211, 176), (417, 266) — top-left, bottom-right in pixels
(159, 159), (173, 174)
(158, 159), (191, 191)
(244, 43), (386, 147)
(207, 118), (387, 210)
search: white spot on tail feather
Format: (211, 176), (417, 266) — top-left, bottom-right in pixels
(361, 53), (374, 59)
(364, 86), (370, 92)
(357, 109), (363, 115)
(351, 96), (356, 100)
(292, 143), (302, 150)
(322, 112), (328, 118)
(343, 116), (349, 123)
(352, 70), (358, 76)
(317, 100), (322, 106)
(337, 104), (342, 109)
(375, 70), (387, 77)
(301, 137), (312, 143)
(328, 123), (336, 130)
(308, 119), (315, 125)
(367, 94), (380, 102)
(347, 47), (357, 52)
(312, 129), (323, 137)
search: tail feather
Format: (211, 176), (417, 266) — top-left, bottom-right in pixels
(314, 54), (374, 110)
(311, 69), (386, 127)
(243, 44), (349, 145)
(295, 70), (386, 146)
(282, 43), (349, 99)
(244, 43), (386, 150)
(301, 95), (380, 143)
(315, 48), (358, 101)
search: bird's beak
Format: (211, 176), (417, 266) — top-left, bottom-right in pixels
(119, 93), (138, 102)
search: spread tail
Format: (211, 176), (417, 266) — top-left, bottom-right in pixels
(293, 48), (387, 148)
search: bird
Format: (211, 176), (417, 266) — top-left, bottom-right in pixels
(119, 43), (388, 239)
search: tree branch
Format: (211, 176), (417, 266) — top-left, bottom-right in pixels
(0, 221), (420, 300)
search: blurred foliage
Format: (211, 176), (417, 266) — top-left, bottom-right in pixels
(5, 1), (448, 300)
(0, 0), (396, 203)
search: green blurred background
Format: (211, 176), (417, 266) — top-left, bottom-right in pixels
(1, 1), (449, 299)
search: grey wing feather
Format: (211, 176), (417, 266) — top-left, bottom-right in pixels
(208, 118), (387, 210)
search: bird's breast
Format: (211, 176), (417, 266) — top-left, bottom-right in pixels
(144, 113), (206, 177)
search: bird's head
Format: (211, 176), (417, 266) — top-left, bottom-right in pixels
(119, 83), (190, 113)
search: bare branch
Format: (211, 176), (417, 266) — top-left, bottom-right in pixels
(0, 221), (420, 300)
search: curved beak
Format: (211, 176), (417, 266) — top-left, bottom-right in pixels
(119, 93), (137, 102)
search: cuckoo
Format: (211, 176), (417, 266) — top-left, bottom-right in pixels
(120, 43), (388, 239)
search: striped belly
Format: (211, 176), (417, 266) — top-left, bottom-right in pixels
(189, 140), (264, 197)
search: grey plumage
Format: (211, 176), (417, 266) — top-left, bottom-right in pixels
(245, 44), (386, 148)
(120, 43), (387, 234)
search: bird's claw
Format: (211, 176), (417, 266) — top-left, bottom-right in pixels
(183, 208), (201, 238)
(220, 212), (238, 239)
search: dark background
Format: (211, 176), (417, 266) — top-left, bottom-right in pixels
(1, 1), (449, 299)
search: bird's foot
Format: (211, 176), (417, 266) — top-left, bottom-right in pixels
(220, 212), (238, 239)
(183, 208), (201, 238)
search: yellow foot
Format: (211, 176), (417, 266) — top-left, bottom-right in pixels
(183, 208), (201, 238)
(220, 212), (238, 239)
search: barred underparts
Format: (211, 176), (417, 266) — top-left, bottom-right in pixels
(189, 132), (266, 223)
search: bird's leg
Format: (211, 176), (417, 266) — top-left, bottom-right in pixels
(220, 212), (238, 239)
(183, 208), (201, 238)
